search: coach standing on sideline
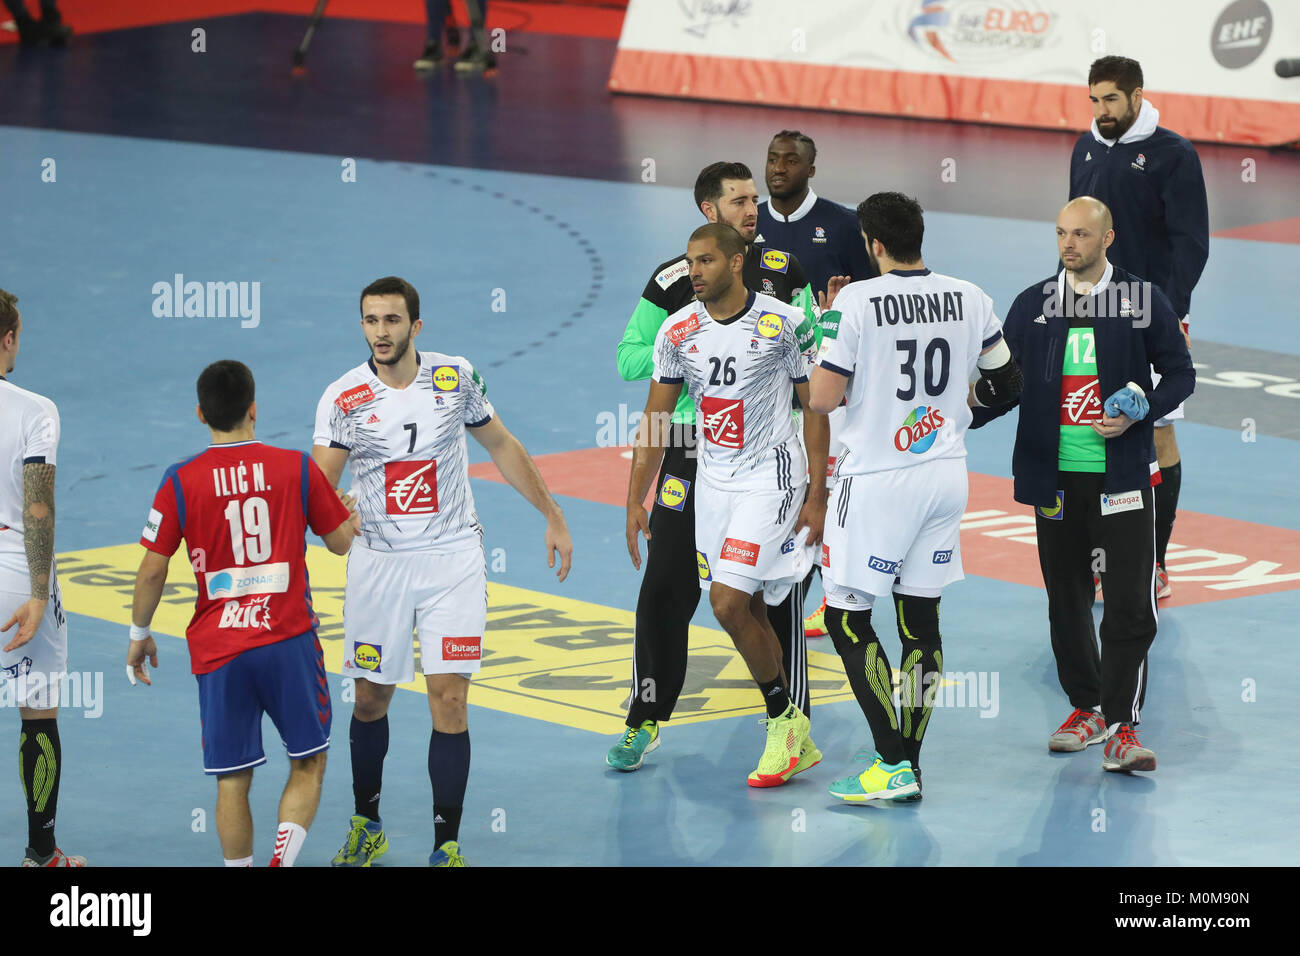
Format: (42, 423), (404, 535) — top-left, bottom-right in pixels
(1071, 56), (1208, 601)
(971, 197), (1193, 773)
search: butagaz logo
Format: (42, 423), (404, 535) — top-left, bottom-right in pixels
(700, 396), (744, 449)
(218, 595), (272, 630)
(894, 405), (945, 453)
(932, 549), (953, 564)
(1211, 0), (1272, 68)
(443, 636), (482, 661)
(1100, 490), (1144, 516)
(655, 259), (689, 290)
(821, 544), (830, 568)
(667, 314), (700, 345)
(353, 643), (381, 671)
(205, 562), (290, 599)
(868, 555), (901, 575)
(781, 537), (796, 554)
(49, 886), (151, 936)
(151, 274), (260, 329)
(335, 383), (375, 413)
(1062, 377), (1103, 424)
(385, 460), (438, 515)
(721, 537), (760, 566)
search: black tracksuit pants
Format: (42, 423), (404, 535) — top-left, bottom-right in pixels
(625, 424), (809, 727)
(1034, 471), (1157, 726)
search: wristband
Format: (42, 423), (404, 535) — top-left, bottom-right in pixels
(130, 624), (151, 643)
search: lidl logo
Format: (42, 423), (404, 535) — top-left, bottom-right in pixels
(697, 550), (712, 581)
(756, 312), (784, 339)
(1037, 490), (1064, 521)
(433, 365), (460, 392)
(760, 249), (790, 273)
(354, 643), (382, 671)
(658, 475), (690, 512)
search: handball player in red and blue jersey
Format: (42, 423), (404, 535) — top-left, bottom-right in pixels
(127, 360), (359, 866)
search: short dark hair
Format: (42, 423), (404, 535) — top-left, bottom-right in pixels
(856, 192), (925, 263)
(689, 222), (747, 261)
(694, 161), (754, 210)
(770, 129), (816, 163)
(360, 276), (419, 324)
(197, 360), (255, 432)
(1088, 56), (1143, 97)
(0, 289), (17, 344)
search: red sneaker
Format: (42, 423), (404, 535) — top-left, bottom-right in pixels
(1155, 564), (1172, 600)
(1103, 724), (1156, 772)
(22, 847), (87, 867)
(1048, 707), (1108, 752)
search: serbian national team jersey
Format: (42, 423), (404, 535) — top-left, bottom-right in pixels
(0, 377), (59, 576)
(652, 291), (808, 491)
(818, 268), (1004, 477)
(140, 441), (351, 675)
(313, 351), (494, 554)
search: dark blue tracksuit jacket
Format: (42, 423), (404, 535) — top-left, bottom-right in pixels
(970, 264), (1195, 508)
(757, 193), (877, 297)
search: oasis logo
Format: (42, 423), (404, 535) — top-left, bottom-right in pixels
(894, 405), (945, 453)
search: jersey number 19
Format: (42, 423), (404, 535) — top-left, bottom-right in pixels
(224, 496), (271, 564)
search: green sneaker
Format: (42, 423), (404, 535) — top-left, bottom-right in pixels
(429, 840), (469, 867)
(606, 720), (660, 771)
(331, 815), (388, 867)
(828, 752), (919, 803)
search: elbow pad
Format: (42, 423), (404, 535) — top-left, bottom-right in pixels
(973, 358), (1023, 407)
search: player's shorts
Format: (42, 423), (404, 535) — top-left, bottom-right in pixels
(194, 630), (330, 775)
(0, 564), (67, 711)
(695, 479), (814, 604)
(822, 457), (968, 606)
(342, 543), (487, 685)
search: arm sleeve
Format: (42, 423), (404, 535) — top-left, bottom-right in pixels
(313, 386), (352, 450)
(462, 362), (496, 428)
(21, 400), (59, 465)
(1143, 287), (1196, 422)
(816, 303), (860, 377)
(1158, 145), (1210, 317)
(978, 291), (1006, 352)
(305, 454), (352, 535)
(650, 321), (685, 384)
(616, 298), (670, 383)
(140, 474), (183, 556)
(783, 313), (809, 383)
(970, 289), (1028, 427)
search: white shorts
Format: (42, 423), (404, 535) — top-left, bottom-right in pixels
(695, 479), (814, 603)
(341, 544), (487, 685)
(822, 457), (968, 605)
(0, 564), (67, 711)
(826, 405), (846, 491)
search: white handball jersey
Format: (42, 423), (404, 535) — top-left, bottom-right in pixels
(818, 268), (1004, 477)
(0, 377), (60, 577)
(653, 291), (808, 491)
(314, 351), (495, 554)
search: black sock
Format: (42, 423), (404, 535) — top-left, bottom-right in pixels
(757, 675), (791, 719)
(20, 718), (60, 859)
(825, 607), (906, 765)
(1155, 461), (1182, 568)
(429, 729), (470, 847)
(350, 714), (388, 821)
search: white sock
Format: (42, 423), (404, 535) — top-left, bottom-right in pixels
(272, 822), (308, 867)
(224, 856), (253, 867)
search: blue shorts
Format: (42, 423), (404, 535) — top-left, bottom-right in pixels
(195, 631), (331, 775)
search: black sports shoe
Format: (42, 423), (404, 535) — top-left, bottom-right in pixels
(453, 45), (496, 73)
(413, 40), (442, 70)
(904, 766), (923, 801)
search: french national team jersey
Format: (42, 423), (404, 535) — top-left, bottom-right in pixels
(140, 441), (352, 675)
(0, 377), (60, 577)
(652, 291), (808, 491)
(314, 351), (494, 554)
(818, 268), (1004, 477)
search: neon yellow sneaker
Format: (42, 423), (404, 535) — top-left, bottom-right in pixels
(804, 598), (828, 638)
(747, 703), (811, 788)
(791, 734), (822, 778)
(429, 840), (469, 866)
(331, 815), (388, 867)
(606, 720), (660, 772)
(828, 752), (919, 802)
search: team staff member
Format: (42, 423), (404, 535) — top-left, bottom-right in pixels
(128, 361), (359, 867)
(609, 162), (824, 772)
(0, 290), (82, 867)
(315, 276), (572, 867)
(1071, 56), (1208, 599)
(757, 129), (878, 638)
(971, 198), (1194, 772)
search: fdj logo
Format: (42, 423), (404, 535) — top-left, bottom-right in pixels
(432, 366), (460, 392)
(894, 405), (945, 454)
(354, 644), (382, 671)
(658, 475), (690, 512)
(868, 555), (900, 575)
(932, 549), (953, 564)
(756, 312), (784, 338)
(781, 538), (795, 554)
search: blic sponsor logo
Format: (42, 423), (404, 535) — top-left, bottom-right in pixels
(218, 595), (273, 630)
(894, 405), (945, 454)
(442, 636), (482, 661)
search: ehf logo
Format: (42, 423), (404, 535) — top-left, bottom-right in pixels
(700, 396), (744, 449)
(894, 405), (945, 454)
(384, 460), (438, 514)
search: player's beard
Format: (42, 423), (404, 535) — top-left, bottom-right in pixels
(1098, 100), (1137, 139)
(371, 330), (412, 366)
(698, 270), (734, 306)
(1065, 246), (1103, 278)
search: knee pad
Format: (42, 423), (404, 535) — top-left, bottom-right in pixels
(894, 593), (941, 649)
(825, 606), (877, 659)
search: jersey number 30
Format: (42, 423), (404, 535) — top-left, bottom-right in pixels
(224, 496), (271, 564)
(896, 339), (950, 400)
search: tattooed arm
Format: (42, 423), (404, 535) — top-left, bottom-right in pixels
(1, 462), (56, 651)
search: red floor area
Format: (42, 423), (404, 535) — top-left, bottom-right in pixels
(1, 0), (625, 41)
(472, 446), (1300, 608)
(1212, 216), (1300, 245)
